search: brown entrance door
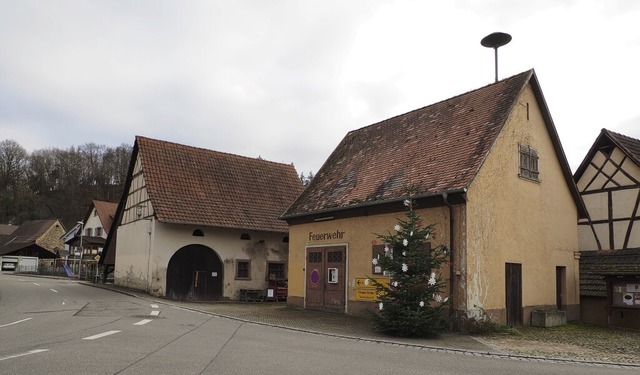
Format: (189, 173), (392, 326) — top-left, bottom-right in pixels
(305, 246), (346, 313)
(556, 266), (566, 310)
(505, 263), (523, 326)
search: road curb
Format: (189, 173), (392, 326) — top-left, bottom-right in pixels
(81, 280), (640, 370)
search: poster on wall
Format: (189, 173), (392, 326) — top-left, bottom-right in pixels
(626, 284), (640, 293)
(612, 280), (640, 309)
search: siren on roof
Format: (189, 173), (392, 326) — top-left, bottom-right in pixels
(481, 32), (512, 83)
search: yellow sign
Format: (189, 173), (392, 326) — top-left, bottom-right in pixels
(355, 289), (378, 301)
(355, 277), (389, 289)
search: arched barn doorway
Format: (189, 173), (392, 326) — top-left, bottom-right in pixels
(166, 245), (223, 301)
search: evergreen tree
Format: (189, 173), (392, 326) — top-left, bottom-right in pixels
(369, 198), (449, 337)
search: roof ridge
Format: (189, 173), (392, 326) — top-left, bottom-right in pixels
(135, 136), (293, 168)
(348, 69), (533, 135)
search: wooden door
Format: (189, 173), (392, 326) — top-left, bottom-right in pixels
(556, 266), (566, 310)
(305, 246), (346, 312)
(505, 263), (523, 326)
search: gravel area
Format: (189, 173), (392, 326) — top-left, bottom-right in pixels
(477, 323), (640, 365)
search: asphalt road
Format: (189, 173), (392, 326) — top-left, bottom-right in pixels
(0, 273), (633, 374)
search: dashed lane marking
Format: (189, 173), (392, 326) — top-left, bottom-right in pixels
(50, 289), (58, 293)
(0, 349), (49, 362)
(134, 319), (152, 326)
(150, 310), (160, 316)
(0, 318), (32, 328)
(83, 330), (121, 340)
(150, 304), (159, 309)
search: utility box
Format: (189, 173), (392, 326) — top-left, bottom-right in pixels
(531, 310), (567, 328)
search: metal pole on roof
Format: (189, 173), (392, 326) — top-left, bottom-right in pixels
(481, 32), (512, 82)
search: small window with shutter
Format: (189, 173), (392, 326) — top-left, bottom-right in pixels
(519, 144), (540, 182)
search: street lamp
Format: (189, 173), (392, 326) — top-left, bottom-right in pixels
(77, 221), (84, 279)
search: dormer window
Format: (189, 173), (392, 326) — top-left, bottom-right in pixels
(519, 144), (539, 182)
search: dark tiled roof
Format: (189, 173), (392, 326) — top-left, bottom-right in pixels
(0, 219), (59, 255)
(92, 200), (118, 234)
(574, 129), (640, 181)
(605, 129), (640, 166)
(137, 136), (303, 233)
(0, 224), (16, 236)
(285, 70), (558, 217)
(580, 249), (640, 297)
(66, 235), (106, 247)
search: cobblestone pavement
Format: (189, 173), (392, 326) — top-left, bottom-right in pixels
(85, 282), (640, 368)
(477, 323), (640, 365)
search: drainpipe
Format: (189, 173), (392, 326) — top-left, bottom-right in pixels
(146, 216), (154, 293)
(442, 191), (457, 326)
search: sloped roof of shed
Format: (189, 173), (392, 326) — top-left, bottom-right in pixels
(137, 136), (303, 233)
(580, 249), (640, 297)
(284, 69), (584, 218)
(0, 219), (60, 255)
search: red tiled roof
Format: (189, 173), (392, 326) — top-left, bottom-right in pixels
(137, 136), (303, 232)
(284, 70), (539, 217)
(92, 200), (118, 234)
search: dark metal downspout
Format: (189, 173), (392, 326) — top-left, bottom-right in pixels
(442, 192), (458, 327)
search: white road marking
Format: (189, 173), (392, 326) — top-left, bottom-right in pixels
(0, 349), (49, 362)
(134, 319), (152, 326)
(83, 330), (121, 340)
(33, 283), (40, 286)
(50, 289), (58, 293)
(150, 304), (159, 309)
(0, 318), (32, 328)
(150, 310), (160, 316)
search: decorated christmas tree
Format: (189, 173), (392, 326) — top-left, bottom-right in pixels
(369, 198), (449, 337)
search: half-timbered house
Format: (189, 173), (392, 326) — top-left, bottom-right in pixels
(575, 129), (640, 328)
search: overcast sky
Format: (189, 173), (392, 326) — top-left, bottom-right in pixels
(1, 0), (639, 175)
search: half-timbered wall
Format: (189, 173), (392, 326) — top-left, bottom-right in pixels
(577, 146), (640, 250)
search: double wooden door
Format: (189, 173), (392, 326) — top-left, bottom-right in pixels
(305, 246), (346, 313)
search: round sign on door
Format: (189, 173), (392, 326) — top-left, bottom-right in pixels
(310, 269), (320, 288)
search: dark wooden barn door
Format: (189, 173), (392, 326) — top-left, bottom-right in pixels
(505, 263), (523, 326)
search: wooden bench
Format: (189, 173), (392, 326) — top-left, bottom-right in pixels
(239, 289), (264, 302)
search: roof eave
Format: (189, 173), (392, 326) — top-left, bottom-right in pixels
(282, 188), (468, 221)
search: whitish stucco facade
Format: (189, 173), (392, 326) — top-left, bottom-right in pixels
(114, 153), (289, 299)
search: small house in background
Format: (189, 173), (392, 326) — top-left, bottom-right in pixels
(282, 69), (587, 326)
(102, 136), (303, 301)
(65, 200), (118, 259)
(0, 219), (66, 263)
(575, 129), (640, 329)
(61, 200), (118, 277)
